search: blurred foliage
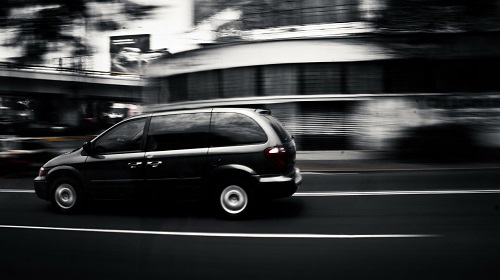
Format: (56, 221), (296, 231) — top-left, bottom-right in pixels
(0, 0), (158, 64)
(375, 0), (500, 33)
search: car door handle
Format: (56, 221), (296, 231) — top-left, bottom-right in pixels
(147, 161), (162, 168)
(127, 162), (143, 169)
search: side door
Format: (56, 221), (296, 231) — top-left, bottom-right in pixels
(143, 112), (210, 200)
(84, 117), (148, 199)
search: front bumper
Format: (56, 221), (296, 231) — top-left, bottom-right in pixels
(34, 176), (49, 201)
(255, 168), (302, 199)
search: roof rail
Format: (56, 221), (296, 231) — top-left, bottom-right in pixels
(256, 109), (271, 115)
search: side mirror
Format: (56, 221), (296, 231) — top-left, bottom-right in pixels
(82, 141), (93, 154)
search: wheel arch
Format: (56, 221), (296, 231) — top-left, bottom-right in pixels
(46, 166), (85, 197)
(206, 164), (258, 190)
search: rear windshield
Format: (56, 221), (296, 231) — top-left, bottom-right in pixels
(263, 115), (292, 142)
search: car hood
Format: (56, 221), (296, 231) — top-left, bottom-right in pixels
(43, 147), (85, 168)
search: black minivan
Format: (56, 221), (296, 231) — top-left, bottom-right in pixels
(34, 108), (302, 218)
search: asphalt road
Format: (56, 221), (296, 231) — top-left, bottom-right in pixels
(1, 170), (500, 280)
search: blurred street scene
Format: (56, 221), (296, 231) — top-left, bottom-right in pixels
(1, 0), (500, 175)
(2, 3), (500, 279)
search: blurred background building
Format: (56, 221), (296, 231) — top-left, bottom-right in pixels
(144, 0), (500, 157)
(1, 0), (500, 160)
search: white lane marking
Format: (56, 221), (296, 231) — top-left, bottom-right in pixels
(294, 189), (500, 197)
(2, 189), (500, 197)
(0, 225), (437, 239)
(0, 189), (35, 193)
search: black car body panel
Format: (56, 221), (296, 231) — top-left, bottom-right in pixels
(34, 108), (301, 216)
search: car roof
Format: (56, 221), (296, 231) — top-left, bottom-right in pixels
(130, 108), (269, 118)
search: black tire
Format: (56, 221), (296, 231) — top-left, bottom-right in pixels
(215, 180), (253, 219)
(50, 177), (85, 214)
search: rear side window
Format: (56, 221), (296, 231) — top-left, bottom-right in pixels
(210, 112), (267, 147)
(147, 113), (210, 151)
(263, 115), (291, 142)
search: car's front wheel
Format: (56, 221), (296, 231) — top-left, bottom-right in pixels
(50, 177), (85, 213)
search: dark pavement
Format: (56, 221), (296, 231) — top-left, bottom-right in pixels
(1, 170), (500, 280)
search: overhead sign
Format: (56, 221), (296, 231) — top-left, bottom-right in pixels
(110, 34), (150, 74)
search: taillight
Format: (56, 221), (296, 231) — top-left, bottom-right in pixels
(265, 146), (287, 169)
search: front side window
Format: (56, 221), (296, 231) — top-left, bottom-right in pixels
(147, 113), (210, 151)
(211, 113), (267, 147)
(93, 118), (147, 154)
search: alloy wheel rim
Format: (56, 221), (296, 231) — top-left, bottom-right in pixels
(55, 183), (76, 209)
(220, 185), (248, 214)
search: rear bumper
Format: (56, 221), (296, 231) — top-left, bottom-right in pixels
(255, 168), (302, 199)
(34, 176), (49, 201)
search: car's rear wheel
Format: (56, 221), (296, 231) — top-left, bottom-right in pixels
(50, 177), (84, 213)
(216, 182), (253, 219)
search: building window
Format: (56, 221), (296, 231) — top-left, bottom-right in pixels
(385, 60), (434, 93)
(222, 67), (257, 98)
(346, 62), (383, 93)
(241, 0), (360, 29)
(302, 63), (343, 94)
(167, 75), (188, 102)
(188, 71), (221, 100)
(262, 64), (298, 96)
